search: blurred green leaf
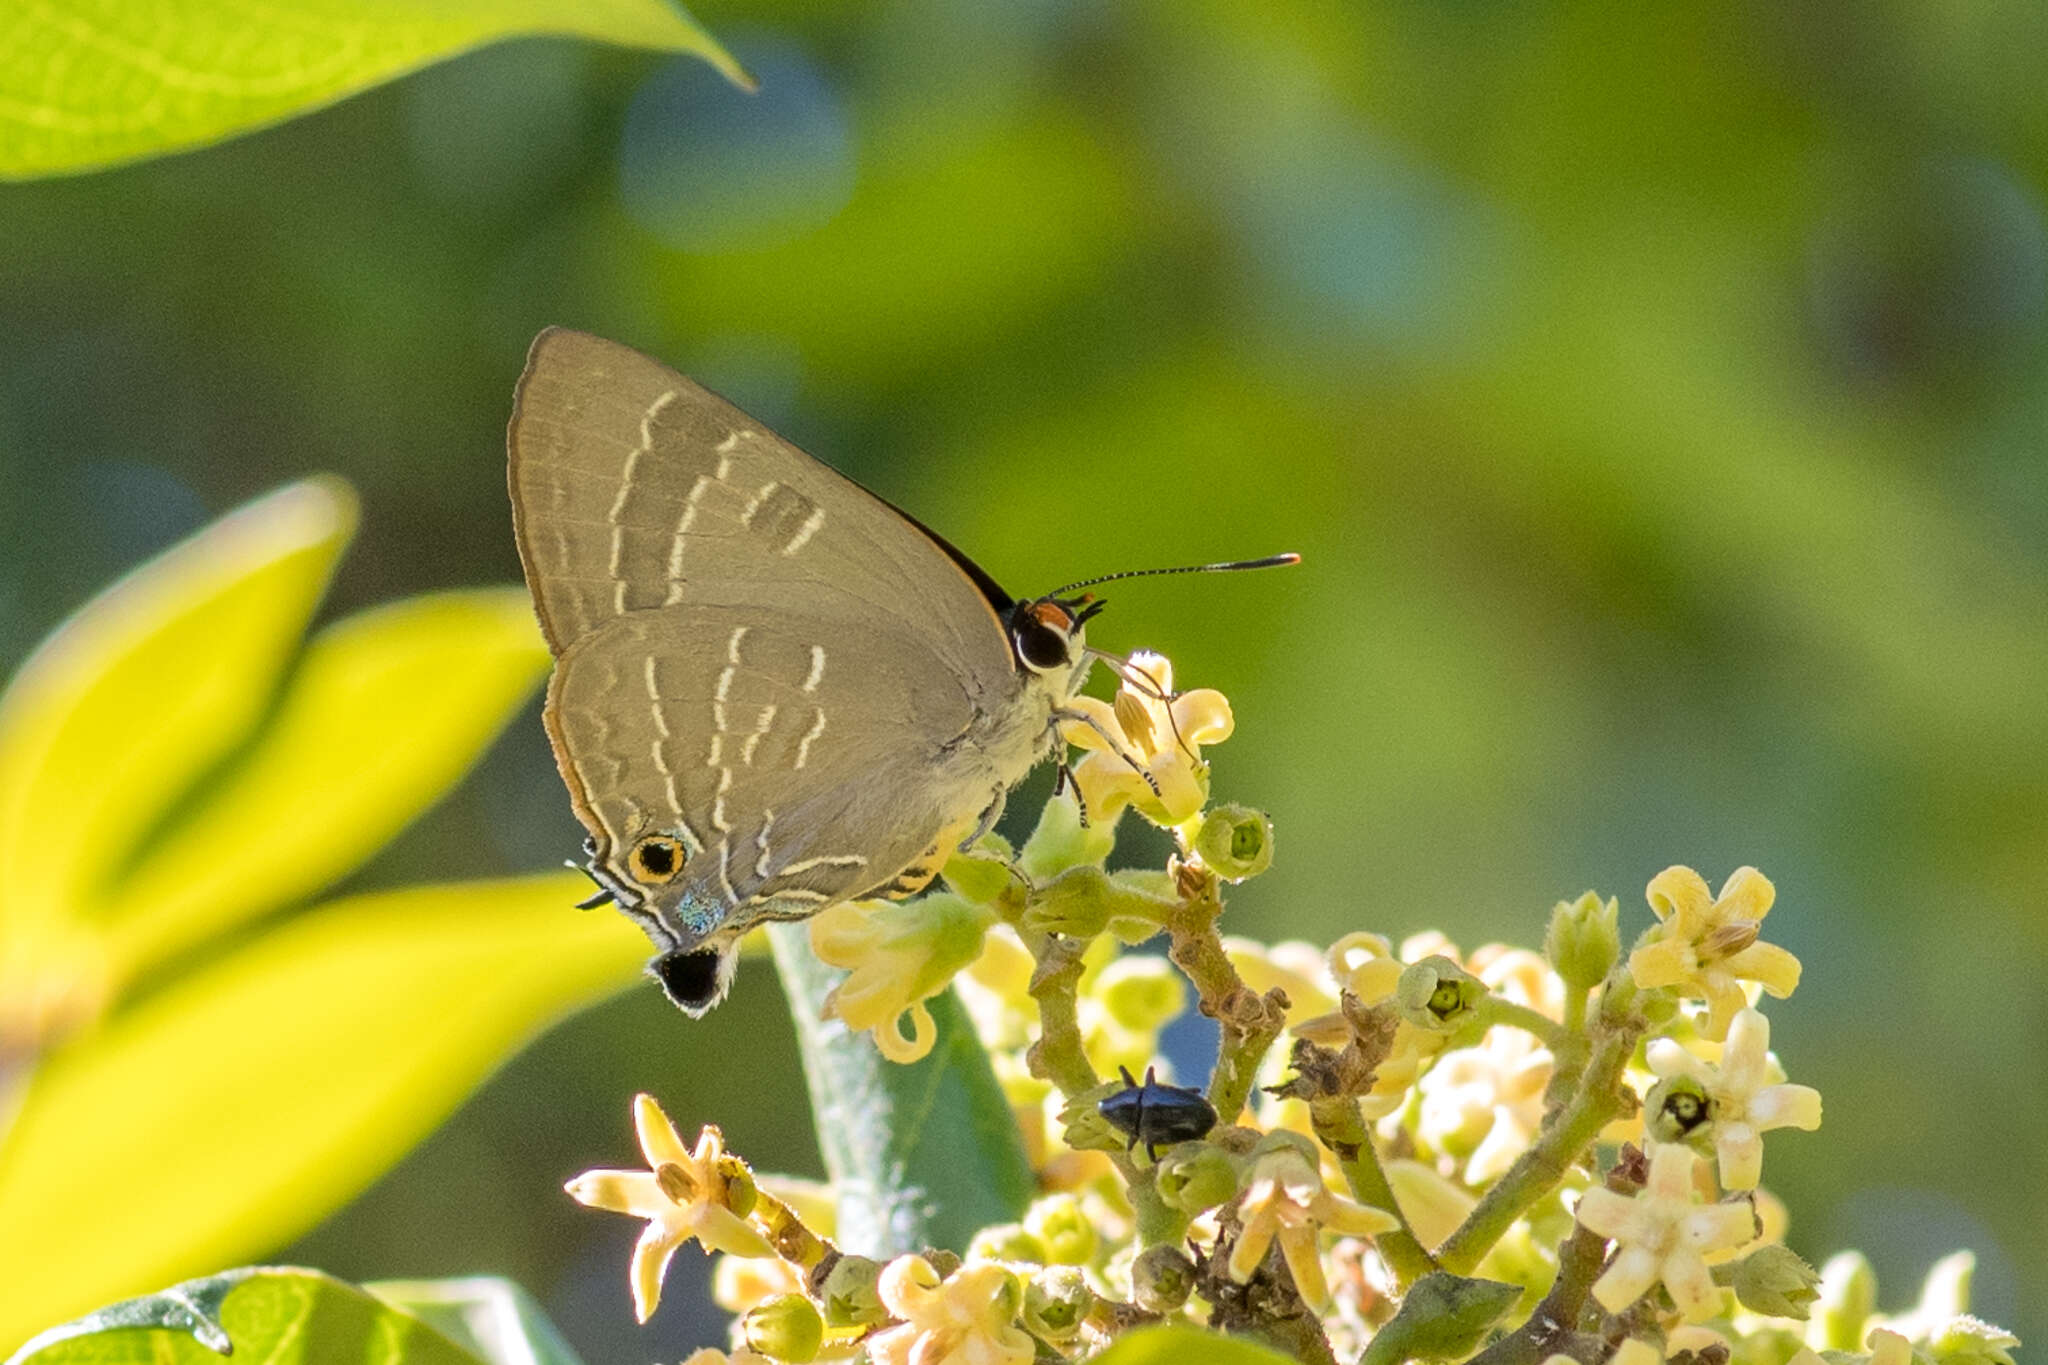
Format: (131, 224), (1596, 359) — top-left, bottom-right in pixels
(0, 478), (353, 938)
(102, 588), (550, 985)
(1088, 1325), (1297, 1365)
(768, 923), (1034, 1257)
(367, 1278), (584, 1365)
(5, 1267), (483, 1365)
(0, 0), (751, 180)
(0, 874), (642, 1350)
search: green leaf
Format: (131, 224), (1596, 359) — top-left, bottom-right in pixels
(1088, 1325), (1298, 1365)
(0, 875), (642, 1350)
(5, 1267), (484, 1365)
(767, 922), (1034, 1257)
(0, 478), (354, 937)
(102, 588), (550, 985)
(367, 1278), (584, 1365)
(0, 0), (751, 180)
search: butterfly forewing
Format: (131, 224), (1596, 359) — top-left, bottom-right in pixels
(508, 328), (1012, 692)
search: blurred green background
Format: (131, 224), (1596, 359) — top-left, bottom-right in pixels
(3, 0), (2043, 1354)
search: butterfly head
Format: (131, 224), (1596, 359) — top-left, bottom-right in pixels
(1010, 594), (1103, 675)
(575, 834), (741, 1017)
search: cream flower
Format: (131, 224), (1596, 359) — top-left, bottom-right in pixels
(564, 1094), (773, 1322)
(1630, 866), (1802, 1040)
(1575, 1144), (1757, 1322)
(810, 892), (995, 1062)
(1647, 1006), (1822, 1189)
(1228, 1143), (1400, 1312)
(1059, 651), (1232, 827)
(681, 1351), (772, 1365)
(1416, 1023), (1553, 1184)
(868, 1255), (1034, 1365)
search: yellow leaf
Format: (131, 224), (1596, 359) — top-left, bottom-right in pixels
(101, 589), (550, 985)
(0, 872), (642, 1350)
(0, 479), (356, 937)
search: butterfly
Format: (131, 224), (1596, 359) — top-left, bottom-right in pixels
(508, 329), (1292, 1015)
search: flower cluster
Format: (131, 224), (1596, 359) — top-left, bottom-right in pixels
(566, 653), (2015, 1365)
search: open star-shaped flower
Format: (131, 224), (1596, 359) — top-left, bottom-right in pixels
(809, 891), (995, 1062)
(564, 1093), (773, 1322)
(1228, 1143), (1399, 1313)
(1059, 651), (1232, 828)
(1647, 1006), (1822, 1189)
(1576, 1143), (1757, 1322)
(867, 1255), (1034, 1365)
(1629, 866), (1802, 1041)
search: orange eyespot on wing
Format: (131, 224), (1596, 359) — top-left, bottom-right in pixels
(630, 835), (686, 884)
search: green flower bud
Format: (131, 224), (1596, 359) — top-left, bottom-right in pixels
(1727, 1327), (1810, 1365)
(1194, 804), (1275, 881)
(1019, 792), (1115, 880)
(816, 1254), (886, 1327)
(1132, 1245), (1197, 1313)
(1812, 1251), (1878, 1352)
(1543, 891), (1620, 990)
(1644, 1075), (1715, 1148)
(1396, 956), (1486, 1031)
(1025, 1194), (1098, 1265)
(1249, 1128), (1321, 1165)
(942, 838), (1019, 906)
(967, 1221), (1050, 1264)
(1023, 864), (1114, 938)
(742, 1293), (824, 1363)
(1731, 1244), (1823, 1320)
(1362, 1272), (1520, 1363)
(1022, 1266), (1096, 1342)
(1155, 1144), (1240, 1214)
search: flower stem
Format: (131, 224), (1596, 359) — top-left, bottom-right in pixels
(1479, 997), (1566, 1049)
(1309, 1095), (1438, 1289)
(1164, 870), (1286, 1124)
(1435, 976), (1644, 1276)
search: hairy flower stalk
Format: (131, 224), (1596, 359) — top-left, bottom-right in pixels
(555, 650), (2013, 1365)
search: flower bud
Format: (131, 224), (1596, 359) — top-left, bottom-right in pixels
(1020, 791), (1115, 879)
(1025, 1194), (1098, 1265)
(1365, 1272), (1521, 1363)
(1155, 1144), (1240, 1214)
(816, 1254), (886, 1327)
(967, 1222), (1049, 1265)
(1396, 956), (1486, 1030)
(741, 1293), (823, 1363)
(1023, 864), (1114, 938)
(1023, 1266), (1096, 1341)
(1543, 891), (1620, 990)
(1132, 1245), (1197, 1313)
(1194, 804), (1275, 881)
(942, 838), (1019, 906)
(1928, 1317), (2020, 1365)
(1730, 1244), (1822, 1319)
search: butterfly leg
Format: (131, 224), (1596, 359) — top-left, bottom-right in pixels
(1053, 757), (1093, 828)
(1050, 706), (1164, 797)
(959, 789), (1006, 851)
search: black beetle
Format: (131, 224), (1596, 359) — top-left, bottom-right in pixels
(1098, 1064), (1218, 1158)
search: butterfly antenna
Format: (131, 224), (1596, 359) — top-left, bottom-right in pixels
(1048, 552), (1300, 599)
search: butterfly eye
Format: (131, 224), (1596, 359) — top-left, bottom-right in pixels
(1013, 600), (1080, 674)
(629, 835), (685, 883)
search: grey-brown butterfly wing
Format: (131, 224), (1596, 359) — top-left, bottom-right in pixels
(545, 600), (992, 1012)
(509, 327), (1015, 696)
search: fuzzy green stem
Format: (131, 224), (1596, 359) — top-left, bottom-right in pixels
(1310, 1096), (1437, 1289)
(1164, 874), (1285, 1123)
(1436, 976), (1644, 1275)
(1022, 931), (1100, 1098)
(1479, 997), (1567, 1048)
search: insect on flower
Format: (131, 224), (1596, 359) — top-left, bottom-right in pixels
(1099, 1065), (1218, 1158)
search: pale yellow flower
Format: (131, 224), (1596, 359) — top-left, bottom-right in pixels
(564, 1094), (773, 1322)
(1647, 1006), (1822, 1189)
(1078, 953), (1186, 1078)
(1226, 937), (1340, 1018)
(681, 1350), (772, 1365)
(1228, 1143), (1400, 1312)
(1059, 651), (1232, 827)
(868, 1255), (1034, 1365)
(1317, 932), (1445, 1118)
(1575, 1143), (1756, 1322)
(1630, 866), (1802, 1041)
(811, 892), (995, 1062)
(1416, 1023), (1553, 1184)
